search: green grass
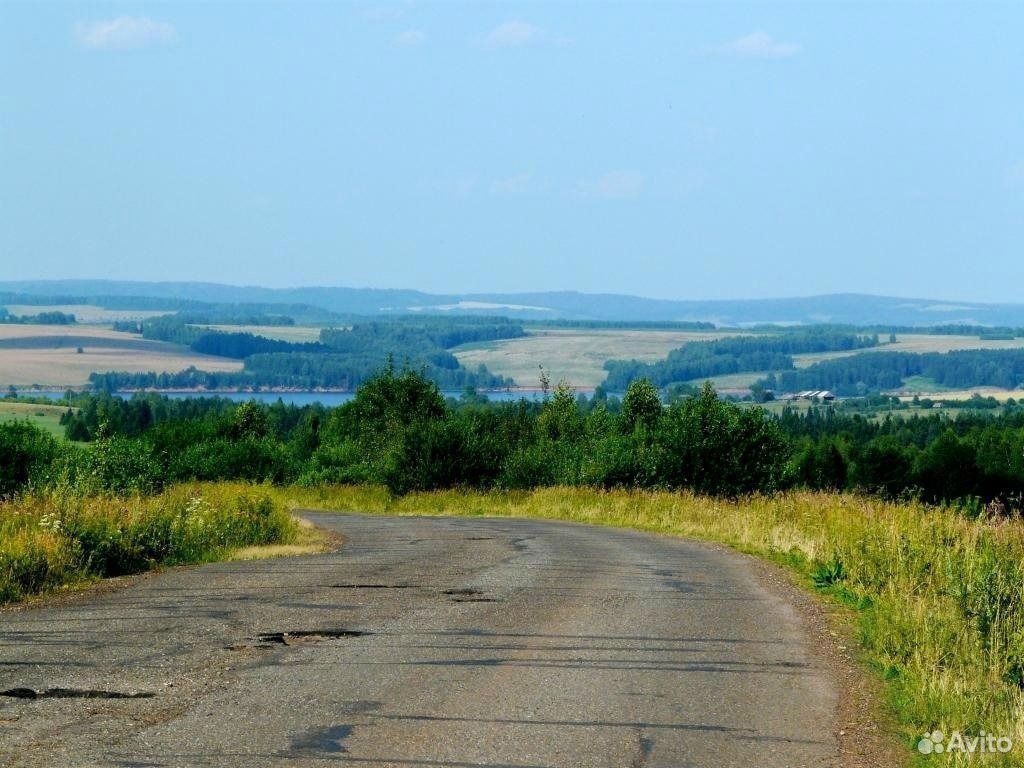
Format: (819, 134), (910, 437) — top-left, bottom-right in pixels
(0, 400), (74, 439)
(193, 324), (325, 343)
(0, 483), (298, 604)
(682, 371), (768, 389)
(280, 484), (1024, 765)
(899, 375), (958, 393)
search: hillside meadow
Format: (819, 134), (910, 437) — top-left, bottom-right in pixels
(453, 328), (739, 388)
(0, 400), (73, 438)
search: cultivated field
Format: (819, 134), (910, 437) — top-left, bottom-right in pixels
(0, 325), (242, 387)
(459, 329), (1024, 391)
(792, 332), (1024, 368)
(453, 328), (737, 388)
(195, 324), (325, 343)
(3, 304), (170, 323)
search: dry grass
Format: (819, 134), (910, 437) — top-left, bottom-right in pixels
(453, 329), (739, 388)
(793, 334), (1024, 369)
(281, 484), (1024, 764)
(896, 387), (1023, 402)
(228, 517), (334, 560)
(0, 324), (242, 387)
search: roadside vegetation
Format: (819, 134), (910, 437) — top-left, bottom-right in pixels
(0, 483), (296, 604)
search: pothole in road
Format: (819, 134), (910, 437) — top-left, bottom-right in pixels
(290, 724), (353, 754)
(1, 687), (155, 700)
(257, 629), (369, 646)
(331, 583), (415, 589)
(442, 588), (498, 602)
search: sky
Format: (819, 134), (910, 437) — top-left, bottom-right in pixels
(1, 2), (1022, 302)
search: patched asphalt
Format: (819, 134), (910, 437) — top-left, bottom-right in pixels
(0, 512), (839, 767)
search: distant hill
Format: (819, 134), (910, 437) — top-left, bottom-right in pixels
(3, 280), (1024, 327)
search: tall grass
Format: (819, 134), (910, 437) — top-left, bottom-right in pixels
(0, 483), (297, 604)
(281, 485), (1024, 765)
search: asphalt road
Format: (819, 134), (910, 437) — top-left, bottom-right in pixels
(1, 512), (840, 767)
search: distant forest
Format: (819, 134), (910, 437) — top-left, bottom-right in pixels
(0, 307), (76, 325)
(603, 332), (879, 390)
(93, 315), (523, 391)
(761, 349), (1024, 395)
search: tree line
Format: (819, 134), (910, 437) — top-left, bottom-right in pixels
(603, 332), (879, 390)
(0, 308), (76, 324)
(6, 368), (1022, 511)
(761, 349), (1024, 395)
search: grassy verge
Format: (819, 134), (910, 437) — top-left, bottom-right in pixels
(0, 482), (298, 604)
(279, 484), (1024, 765)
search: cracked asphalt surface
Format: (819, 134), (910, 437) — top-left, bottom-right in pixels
(1, 512), (839, 767)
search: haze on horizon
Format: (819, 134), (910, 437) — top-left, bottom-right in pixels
(2, 2), (1021, 303)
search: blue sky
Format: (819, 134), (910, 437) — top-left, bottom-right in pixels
(2, 2), (1022, 301)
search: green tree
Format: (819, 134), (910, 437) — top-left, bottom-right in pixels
(620, 378), (662, 433)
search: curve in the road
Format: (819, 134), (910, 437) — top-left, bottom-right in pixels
(1, 512), (845, 767)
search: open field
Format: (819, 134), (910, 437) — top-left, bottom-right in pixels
(0, 400), (73, 437)
(894, 383), (1024, 400)
(195, 324), (325, 342)
(0, 324), (242, 387)
(793, 333), (1024, 369)
(2, 305), (170, 323)
(453, 328), (738, 388)
(286, 484), (1024, 765)
(455, 328), (1024, 390)
(749, 399), (1000, 421)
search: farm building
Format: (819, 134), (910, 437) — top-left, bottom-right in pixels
(787, 390), (836, 402)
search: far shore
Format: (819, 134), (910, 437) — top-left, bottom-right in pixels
(9, 385), (600, 396)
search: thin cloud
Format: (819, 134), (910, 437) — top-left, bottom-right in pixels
(575, 172), (644, 200)
(717, 31), (799, 60)
(483, 20), (542, 48)
(74, 16), (176, 50)
(491, 173), (533, 196)
(394, 29), (426, 47)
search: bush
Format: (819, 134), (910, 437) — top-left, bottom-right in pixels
(0, 422), (59, 498)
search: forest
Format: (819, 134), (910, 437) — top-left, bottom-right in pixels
(7, 366), (1020, 509)
(94, 315), (523, 391)
(762, 348), (1024, 394)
